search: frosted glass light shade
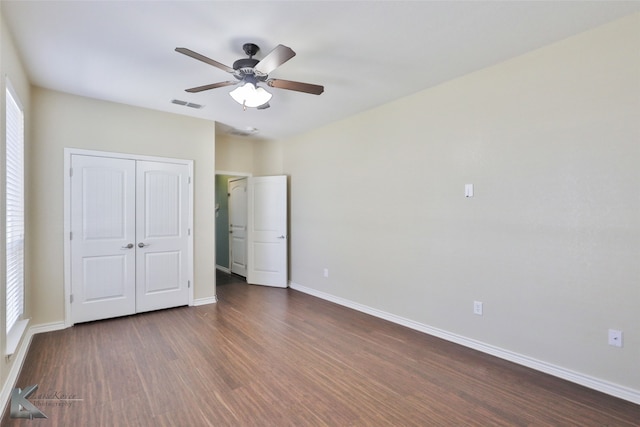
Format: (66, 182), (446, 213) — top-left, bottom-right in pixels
(229, 83), (272, 108)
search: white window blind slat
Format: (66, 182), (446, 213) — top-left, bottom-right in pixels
(5, 82), (25, 335)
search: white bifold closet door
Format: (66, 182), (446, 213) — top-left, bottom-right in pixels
(70, 155), (189, 324)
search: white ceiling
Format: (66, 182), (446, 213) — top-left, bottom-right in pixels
(2, 1), (639, 141)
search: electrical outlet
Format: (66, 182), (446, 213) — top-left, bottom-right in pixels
(323, 268), (329, 278)
(608, 329), (623, 348)
(473, 301), (483, 316)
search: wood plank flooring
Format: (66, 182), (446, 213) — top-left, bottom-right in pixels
(2, 271), (639, 426)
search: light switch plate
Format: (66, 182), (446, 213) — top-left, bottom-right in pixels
(473, 301), (483, 315)
(465, 184), (474, 198)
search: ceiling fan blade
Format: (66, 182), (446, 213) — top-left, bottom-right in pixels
(185, 81), (237, 93)
(175, 47), (235, 73)
(254, 45), (296, 75)
(257, 102), (270, 110)
(267, 79), (324, 95)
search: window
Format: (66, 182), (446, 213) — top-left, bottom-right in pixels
(5, 80), (26, 355)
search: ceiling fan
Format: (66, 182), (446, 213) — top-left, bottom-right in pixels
(175, 43), (324, 110)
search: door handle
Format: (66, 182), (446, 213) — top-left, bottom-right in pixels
(138, 242), (150, 248)
(277, 235), (286, 239)
(121, 243), (134, 249)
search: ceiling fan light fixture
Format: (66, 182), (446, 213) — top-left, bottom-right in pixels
(177, 43), (323, 110)
(229, 82), (272, 109)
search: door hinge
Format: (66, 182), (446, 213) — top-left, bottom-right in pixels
(227, 193), (230, 197)
(70, 231), (73, 240)
(69, 168), (73, 177)
(188, 228), (191, 236)
(187, 280), (191, 289)
(70, 294), (74, 303)
(189, 176), (191, 184)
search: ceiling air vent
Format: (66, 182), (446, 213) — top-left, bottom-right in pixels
(171, 99), (204, 109)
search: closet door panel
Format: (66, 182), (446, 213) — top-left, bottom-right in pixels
(70, 155), (136, 323)
(135, 161), (190, 312)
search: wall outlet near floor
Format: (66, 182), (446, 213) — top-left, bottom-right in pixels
(323, 268), (329, 278)
(608, 329), (623, 348)
(473, 301), (483, 316)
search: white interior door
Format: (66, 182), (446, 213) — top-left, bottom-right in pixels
(70, 155), (136, 323)
(247, 175), (288, 287)
(135, 161), (190, 313)
(229, 178), (247, 277)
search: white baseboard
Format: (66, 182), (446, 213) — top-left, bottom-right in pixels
(216, 266), (230, 274)
(28, 321), (67, 335)
(1, 321), (68, 416)
(289, 281), (640, 405)
(193, 296), (218, 306)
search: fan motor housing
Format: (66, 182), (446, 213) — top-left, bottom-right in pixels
(233, 58), (259, 70)
(233, 58), (268, 81)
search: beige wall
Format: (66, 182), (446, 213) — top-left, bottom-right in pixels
(284, 14), (639, 392)
(1, 10), (32, 399)
(253, 139), (284, 176)
(215, 133), (254, 173)
(28, 88), (217, 325)
(215, 133), (284, 176)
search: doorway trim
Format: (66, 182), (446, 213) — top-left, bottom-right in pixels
(63, 148), (194, 327)
(216, 170), (251, 177)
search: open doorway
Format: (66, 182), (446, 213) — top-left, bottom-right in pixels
(216, 173), (289, 287)
(228, 177), (248, 276)
(215, 172), (250, 275)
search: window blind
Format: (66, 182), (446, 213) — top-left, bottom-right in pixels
(6, 83), (24, 335)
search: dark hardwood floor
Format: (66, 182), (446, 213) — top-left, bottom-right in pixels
(2, 271), (639, 426)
